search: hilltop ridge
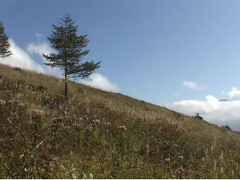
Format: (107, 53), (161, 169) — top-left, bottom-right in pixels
(0, 63), (240, 178)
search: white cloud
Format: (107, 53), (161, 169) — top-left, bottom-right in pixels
(228, 87), (240, 100)
(27, 42), (52, 57)
(170, 95), (220, 115)
(182, 81), (201, 89)
(26, 34), (61, 77)
(169, 88), (240, 130)
(27, 33), (53, 59)
(0, 38), (45, 73)
(81, 73), (120, 92)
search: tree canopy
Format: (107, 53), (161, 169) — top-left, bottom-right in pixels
(0, 22), (12, 58)
(43, 14), (100, 96)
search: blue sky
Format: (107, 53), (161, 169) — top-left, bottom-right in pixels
(1, 0), (240, 129)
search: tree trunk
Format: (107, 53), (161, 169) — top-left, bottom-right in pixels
(64, 66), (68, 97)
(64, 80), (68, 97)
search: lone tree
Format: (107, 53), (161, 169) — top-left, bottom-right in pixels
(43, 14), (100, 97)
(0, 22), (12, 57)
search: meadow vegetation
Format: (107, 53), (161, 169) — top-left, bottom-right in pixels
(0, 63), (240, 178)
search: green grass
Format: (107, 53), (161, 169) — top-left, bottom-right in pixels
(0, 63), (240, 178)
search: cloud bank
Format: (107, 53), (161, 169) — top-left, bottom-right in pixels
(0, 39), (45, 73)
(170, 88), (240, 130)
(81, 73), (120, 92)
(0, 37), (120, 93)
(27, 42), (52, 57)
(26, 37), (60, 77)
(26, 36), (120, 92)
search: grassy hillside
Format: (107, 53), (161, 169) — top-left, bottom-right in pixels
(0, 63), (240, 178)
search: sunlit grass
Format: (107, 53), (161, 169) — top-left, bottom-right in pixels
(0, 63), (240, 178)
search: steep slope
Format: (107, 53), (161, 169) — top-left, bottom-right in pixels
(0, 63), (240, 178)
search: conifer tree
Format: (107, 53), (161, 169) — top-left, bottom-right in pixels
(43, 14), (100, 97)
(0, 22), (12, 58)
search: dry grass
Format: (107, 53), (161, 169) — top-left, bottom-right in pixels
(0, 63), (240, 178)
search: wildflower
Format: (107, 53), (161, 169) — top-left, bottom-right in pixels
(0, 100), (6, 105)
(32, 109), (45, 117)
(178, 155), (184, 160)
(219, 152), (224, 161)
(104, 122), (111, 127)
(86, 125), (93, 132)
(165, 157), (171, 162)
(93, 119), (101, 124)
(117, 125), (127, 131)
